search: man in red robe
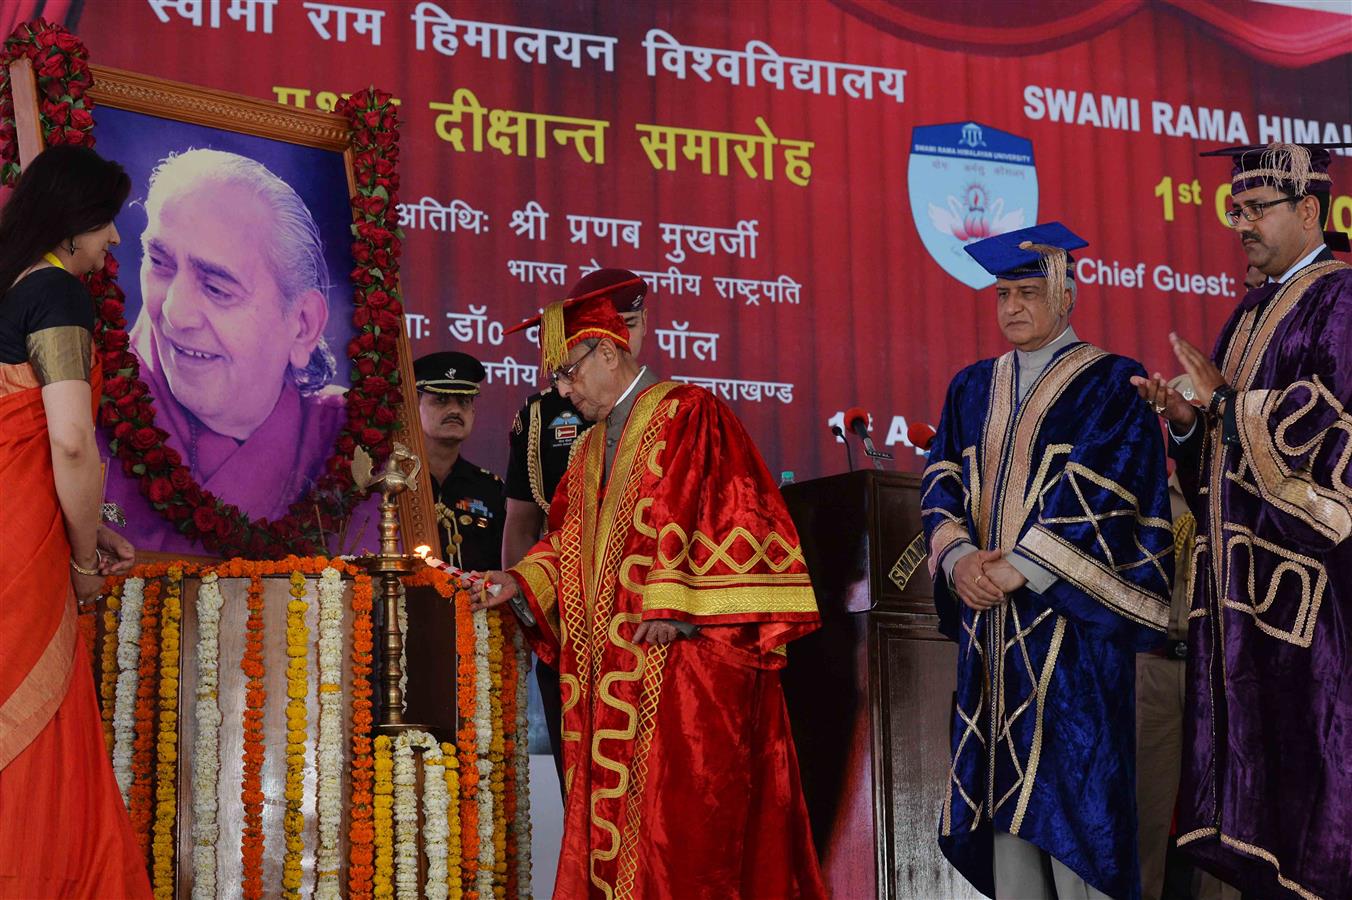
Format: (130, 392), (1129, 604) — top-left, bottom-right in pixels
(476, 288), (827, 899)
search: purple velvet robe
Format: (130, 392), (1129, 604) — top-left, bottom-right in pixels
(1172, 250), (1352, 899)
(100, 319), (379, 555)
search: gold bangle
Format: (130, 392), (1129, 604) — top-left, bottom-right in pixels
(70, 549), (102, 577)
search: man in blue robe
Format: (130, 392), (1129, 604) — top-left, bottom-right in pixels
(923, 223), (1173, 900)
(1135, 142), (1352, 900)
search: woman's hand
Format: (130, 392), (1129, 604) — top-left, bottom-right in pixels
(96, 525), (135, 575)
(72, 565), (105, 606)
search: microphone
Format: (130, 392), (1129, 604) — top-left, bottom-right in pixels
(907, 422), (937, 452)
(830, 424), (855, 472)
(844, 406), (893, 471)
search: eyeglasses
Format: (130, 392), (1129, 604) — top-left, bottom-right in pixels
(548, 344), (598, 387)
(1224, 196), (1299, 227)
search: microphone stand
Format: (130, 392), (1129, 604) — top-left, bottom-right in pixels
(830, 424), (855, 472)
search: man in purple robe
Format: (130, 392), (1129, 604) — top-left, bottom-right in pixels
(101, 149), (360, 554)
(1134, 142), (1351, 899)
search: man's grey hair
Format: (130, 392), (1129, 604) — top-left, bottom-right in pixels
(145, 148), (337, 393)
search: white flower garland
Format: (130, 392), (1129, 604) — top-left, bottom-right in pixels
(190, 573), (224, 900)
(513, 627), (533, 889)
(408, 731), (450, 900)
(472, 609), (495, 898)
(314, 567), (346, 900)
(397, 583), (408, 711)
(111, 576), (145, 804)
(392, 732), (421, 899)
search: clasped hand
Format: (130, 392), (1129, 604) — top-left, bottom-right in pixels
(953, 550), (1027, 611)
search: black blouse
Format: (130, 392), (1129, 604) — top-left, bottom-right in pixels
(0, 267), (94, 384)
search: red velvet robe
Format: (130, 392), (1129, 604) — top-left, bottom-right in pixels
(510, 381), (827, 899)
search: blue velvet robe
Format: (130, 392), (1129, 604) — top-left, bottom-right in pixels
(1171, 252), (1352, 900)
(922, 342), (1173, 900)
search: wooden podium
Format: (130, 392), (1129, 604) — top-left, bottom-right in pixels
(780, 471), (981, 900)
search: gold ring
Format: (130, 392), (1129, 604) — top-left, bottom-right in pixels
(976, 574), (987, 586)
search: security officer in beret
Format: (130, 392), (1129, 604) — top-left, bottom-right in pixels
(414, 351), (505, 573)
(502, 267), (650, 788)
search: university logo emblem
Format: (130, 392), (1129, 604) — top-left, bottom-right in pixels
(908, 122), (1038, 288)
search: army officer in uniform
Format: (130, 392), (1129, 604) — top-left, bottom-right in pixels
(414, 351), (505, 572)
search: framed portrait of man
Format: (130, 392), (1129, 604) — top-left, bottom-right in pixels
(9, 62), (436, 558)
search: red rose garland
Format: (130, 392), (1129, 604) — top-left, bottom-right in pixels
(1, 21), (407, 558)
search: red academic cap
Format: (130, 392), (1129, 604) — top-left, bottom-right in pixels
(504, 275), (640, 371)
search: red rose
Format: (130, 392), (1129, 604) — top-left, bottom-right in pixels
(352, 307), (371, 328)
(351, 243), (371, 264)
(167, 468), (191, 493)
(69, 107), (93, 131)
(372, 249), (391, 269)
(355, 357), (376, 376)
(112, 421), (134, 441)
(365, 291), (389, 310)
(147, 477), (173, 504)
(162, 447), (181, 467)
(373, 405), (396, 425)
(375, 131), (396, 148)
(362, 195), (385, 216)
(103, 332), (129, 351)
(104, 375), (129, 397)
(357, 333), (376, 353)
(374, 334), (396, 354)
(44, 101), (71, 125)
(192, 505), (219, 533)
(42, 79), (64, 101)
(336, 435), (356, 455)
(362, 109), (381, 128)
(130, 426), (158, 450)
(375, 158), (395, 177)
(372, 309), (399, 332)
(358, 376), (387, 398)
(98, 299), (122, 319)
(166, 502), (191, 522)
(62, 127), (85, 144)
(351, 267), (374, 287)
(54, 32), (81, 53)
(215, 517), (233, 540)
(376, 356), (397, 376)
(360, 427), (384, 447)
(143, 448), (166, 468)
(34, 29), (57, 48)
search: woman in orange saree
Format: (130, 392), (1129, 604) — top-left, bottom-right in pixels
(0, 146), (149, 898)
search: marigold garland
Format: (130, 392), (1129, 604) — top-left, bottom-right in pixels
(485, 610), (507, 898)
(373, 734), (395, 899)
(282, 571), (311, 897)
(240, 574), (266, 899)
(511, 623), (533, 891)
(151, 566), (183, 898)
(443, 741), (463, 900)
(129, 574), (163, 859)
(455, 587), (480, 895)
(99, 580), (123, 753)
(349, 571), (377, 898)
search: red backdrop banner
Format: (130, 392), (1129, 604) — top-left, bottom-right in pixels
(67, 0), (1352, 481)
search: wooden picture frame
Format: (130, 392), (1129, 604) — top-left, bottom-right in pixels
(8, 59), (437, 559)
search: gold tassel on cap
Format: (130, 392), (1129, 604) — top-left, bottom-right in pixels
(1260, 142), (1314, 196)
(1018, 240), (1070, 316)
(539, 299), (568, 373)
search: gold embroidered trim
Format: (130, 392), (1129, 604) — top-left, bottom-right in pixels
(977, 355), (1016, 544)
(25, 325), (91, 385)
(0, 597), (76, 769)
(653, 523), (806, 575)
(642, 582), (818, 615)
(587, 612), (646, 898)
(1177, 827), (1323, 900)
(1018, 527), (1170, 629)
(1237, 385), (1352, 544)
(613, 643), (670, 899)
(0, 360), (39, 396)
(1009, 614), (1066, 835)
(1219, 522), (1326, 648)
(995, 345), (1107, 550)
(510, 549), (562, 645)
